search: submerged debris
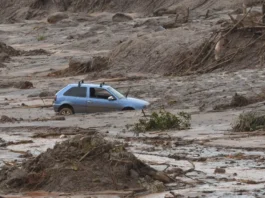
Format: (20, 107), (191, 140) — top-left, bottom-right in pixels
(0, 115), (20, 123)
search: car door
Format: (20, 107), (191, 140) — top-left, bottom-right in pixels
(63, 86), (88, 113)
(87, 87), (122, 113)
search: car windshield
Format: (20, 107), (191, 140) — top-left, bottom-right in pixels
(108, 87), (125, 99)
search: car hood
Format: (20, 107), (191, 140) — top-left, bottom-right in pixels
(120, 97), (149, 105)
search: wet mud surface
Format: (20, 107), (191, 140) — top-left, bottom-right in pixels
(1, 1), (265, 197)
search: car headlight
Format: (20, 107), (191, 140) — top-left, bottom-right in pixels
(143, 103), (150, 109)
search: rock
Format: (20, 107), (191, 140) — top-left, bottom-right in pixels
(112, 13), (133, 22)
(47, 12), (69, 24)
(214, 167), (226, 174)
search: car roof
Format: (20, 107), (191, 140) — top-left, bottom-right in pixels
(67, 83), (111, 89)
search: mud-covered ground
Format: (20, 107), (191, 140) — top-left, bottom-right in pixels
(2, 1), (265, 197)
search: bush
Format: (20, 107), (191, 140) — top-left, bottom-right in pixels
(37, 35), (46, 41)
(230, 93), (249, 107)
(133, 110), (191, 132)
(232, 111), (265, 132)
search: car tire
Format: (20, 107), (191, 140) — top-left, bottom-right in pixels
(59, 107), (74, 115)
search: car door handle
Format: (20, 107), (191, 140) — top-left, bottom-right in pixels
(87, 100), (92, 103)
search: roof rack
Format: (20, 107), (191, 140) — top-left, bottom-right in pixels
(78, 80), (84, 87)
(100, 82), (105, 87)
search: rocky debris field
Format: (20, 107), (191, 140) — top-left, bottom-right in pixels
(2, 0), (265, 197)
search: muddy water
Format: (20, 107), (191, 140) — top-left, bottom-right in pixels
(1, 10), (265, 198)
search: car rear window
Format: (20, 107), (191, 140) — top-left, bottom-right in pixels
(63, 87), (87, 97)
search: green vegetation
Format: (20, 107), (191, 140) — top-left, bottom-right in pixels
(37, 35), (46, 41)
(133, 110), (191, 132)
(232, 111), (265, 132)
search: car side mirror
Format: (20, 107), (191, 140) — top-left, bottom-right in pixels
(108, 96), (115, 101)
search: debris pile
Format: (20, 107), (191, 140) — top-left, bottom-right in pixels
(214, 92), (265, 110)
(0, 115), (19, 123)
(0, 41), (49, 69)
(48, 56), (109, 77)
(0, 81), (33, 89)
(0, 134), (173, 193)
(47, 12), (69, 24)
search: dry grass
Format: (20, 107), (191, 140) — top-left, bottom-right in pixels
(232, 111), (265, 132)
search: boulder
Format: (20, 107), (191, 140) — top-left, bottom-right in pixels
(47, 12), (69, 24)
(112, 13), (133, 22)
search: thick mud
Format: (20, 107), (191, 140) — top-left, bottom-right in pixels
(1, 0), (265, 197)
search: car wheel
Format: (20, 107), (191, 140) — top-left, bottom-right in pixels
(59, 107), (73, 115)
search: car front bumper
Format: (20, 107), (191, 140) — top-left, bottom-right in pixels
(53, 104), (60, 112)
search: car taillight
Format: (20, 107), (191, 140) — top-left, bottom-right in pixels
(54, 95), (57, 102)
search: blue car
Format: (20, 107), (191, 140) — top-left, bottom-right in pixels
(53, 82), (150, 115)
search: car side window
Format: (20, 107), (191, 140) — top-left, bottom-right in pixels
(90, 88), (114, 100)
(64, 87), (87, 97)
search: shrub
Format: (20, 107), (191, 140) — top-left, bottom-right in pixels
(133, 110), (191, 132)
(230, 93), (249, 107)
(37, 35), (46, 41)
(232, 111), (265, 132)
